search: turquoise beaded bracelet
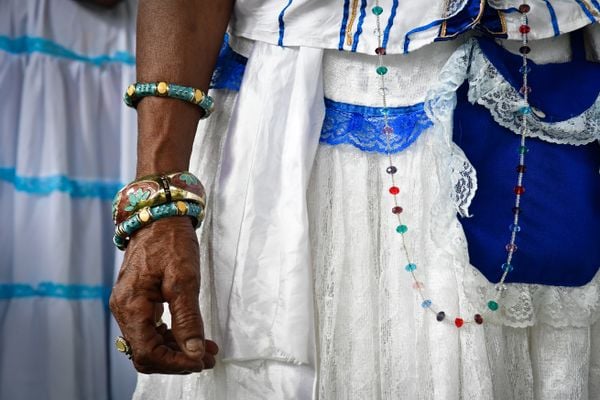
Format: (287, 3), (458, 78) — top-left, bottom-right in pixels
(113, 200), (204, 251)
(124, 82), (214, 119)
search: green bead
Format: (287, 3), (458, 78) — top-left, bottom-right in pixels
(372, 6), (383, 15)
(396, 224), (408, 234)
(487, 300), (499, 311)
(376, 66), (388, 75)
(518, 146), (529, 154)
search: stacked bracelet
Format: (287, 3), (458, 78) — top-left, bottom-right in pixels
(124, 81), (214, 119)
(112, 171), (205, 226)
(112, 171), (206, 250)
(113, 200), (203, 250)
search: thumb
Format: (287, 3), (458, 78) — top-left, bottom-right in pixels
(167, 284), (206, 360)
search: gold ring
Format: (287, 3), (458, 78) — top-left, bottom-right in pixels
(115, 336), (133, 359)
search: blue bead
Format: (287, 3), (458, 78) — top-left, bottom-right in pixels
(501, 263), (514, 272)
(519, 65), (531, 74)
(405, 263), (417, 272)
(510, 224), (521, 232)
(519, 106), (532, 115)
(421, 299), (432, 308)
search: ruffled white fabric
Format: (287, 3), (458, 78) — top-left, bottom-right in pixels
(134, 37), (600, 399)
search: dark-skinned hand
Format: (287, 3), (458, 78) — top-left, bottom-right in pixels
(109, 217), (218, 374)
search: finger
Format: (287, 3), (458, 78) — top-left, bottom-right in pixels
(202, 353), (216, 370)
(115, 295), (204, 373)
(163, 280), (206, 361)
(205, 339), (219, 355)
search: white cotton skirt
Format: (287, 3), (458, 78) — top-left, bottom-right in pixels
(133, 35), (600, 400)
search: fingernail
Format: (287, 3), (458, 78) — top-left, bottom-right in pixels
(185, 338), (204, 353)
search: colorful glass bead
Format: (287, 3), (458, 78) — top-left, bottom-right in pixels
(519, 4), (531, 13)
(519, 24), (531, 34)
(436, 311), (446, 321)
(396, 224), (408, 234)
(512, 206), (521, 215)
(519, 46), (531, 55)
(372, 5), (384, 15)
(389, 186), (400, 195)
(474, 314), (484, 324)
(386, 166), (397, 174)
(405, 263), (417, 272)
(505, 243), (518, 252)
(392, 206), (403, 214)
(495, 283), (507, 293)
(520, 85), (532, 95)
(501, 263), (514, 272)
(518, 146), (529, 154)
(455, 318), (464, 328)
(376, 66), (388, 75)
(375, 47), (386, 55)
(514, 185), (525, 195)
(519, 106), (532, 115)
(383, 126), (394, 134)
(519, 65), (531, 74)
(510, 223), (521, 232)
(488, 300), (499, 311)
(421, 299), (432, 309)
(412, 281), (425, 289)
(516, 165), (526, 173)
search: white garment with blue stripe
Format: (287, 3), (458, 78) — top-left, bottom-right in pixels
(0, 1), (138, 399)
(231, 0), (600, 54)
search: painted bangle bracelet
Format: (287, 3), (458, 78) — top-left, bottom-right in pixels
(112, 172), (205, 226)
(124, 81), (215, 119)
(113, 200), (204, 251)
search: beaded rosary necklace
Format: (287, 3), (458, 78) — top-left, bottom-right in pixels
(372, 1), (533, 327)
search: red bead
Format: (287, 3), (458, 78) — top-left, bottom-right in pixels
(514, 186), (525, 195)
(519, 4), (530, 13)
(520, 85), (532, 95)
(389, 186), (400, 195)
(392, 206), (403, 214)
(474, 314), (484, 325)
(455, 318), (464, 328)
(516, 165), (526, 173)
(375, 47), (386, 55)
(519, 24), (531, 34)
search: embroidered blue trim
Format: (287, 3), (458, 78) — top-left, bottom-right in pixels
(278, 0), (294, 47)
(0, 168), (121, 200)
(0, 282), (110, 303)
(382, 0), (399, 49)
(320, 98), (432, 153)
(543, 0), (560, 36)
(574, 0), (597, 23)
(351, 0), (368, 52)
(338, 0), (351, 50)
(0, 35), (135, 66)
(210, 38), (248, 91)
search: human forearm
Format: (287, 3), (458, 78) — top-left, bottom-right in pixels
(135, 0), (234, 177)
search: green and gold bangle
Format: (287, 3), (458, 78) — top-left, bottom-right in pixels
(113, 200), (204, 251)
(124, 82), (214, 119)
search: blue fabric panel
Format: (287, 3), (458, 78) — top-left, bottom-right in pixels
(320, 98), (432, 153)
(477, 35), (600, 122)
(454, 82), (600, 286)
(437, 0), (485, 38)
(210, 36), (248, 91)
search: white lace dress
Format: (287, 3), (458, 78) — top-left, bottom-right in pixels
(133, 30), (600, 400)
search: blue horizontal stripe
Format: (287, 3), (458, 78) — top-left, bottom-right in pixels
(0, 168), (121, 200)
(0, 282), (110, 303)
(0, 35), (135, 66)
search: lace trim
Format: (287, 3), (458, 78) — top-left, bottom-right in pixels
(319, 98), (433, 153)
(210, 37), (248, 91)
(467, 42), (600, 146)
(449, 144), (477, 218)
